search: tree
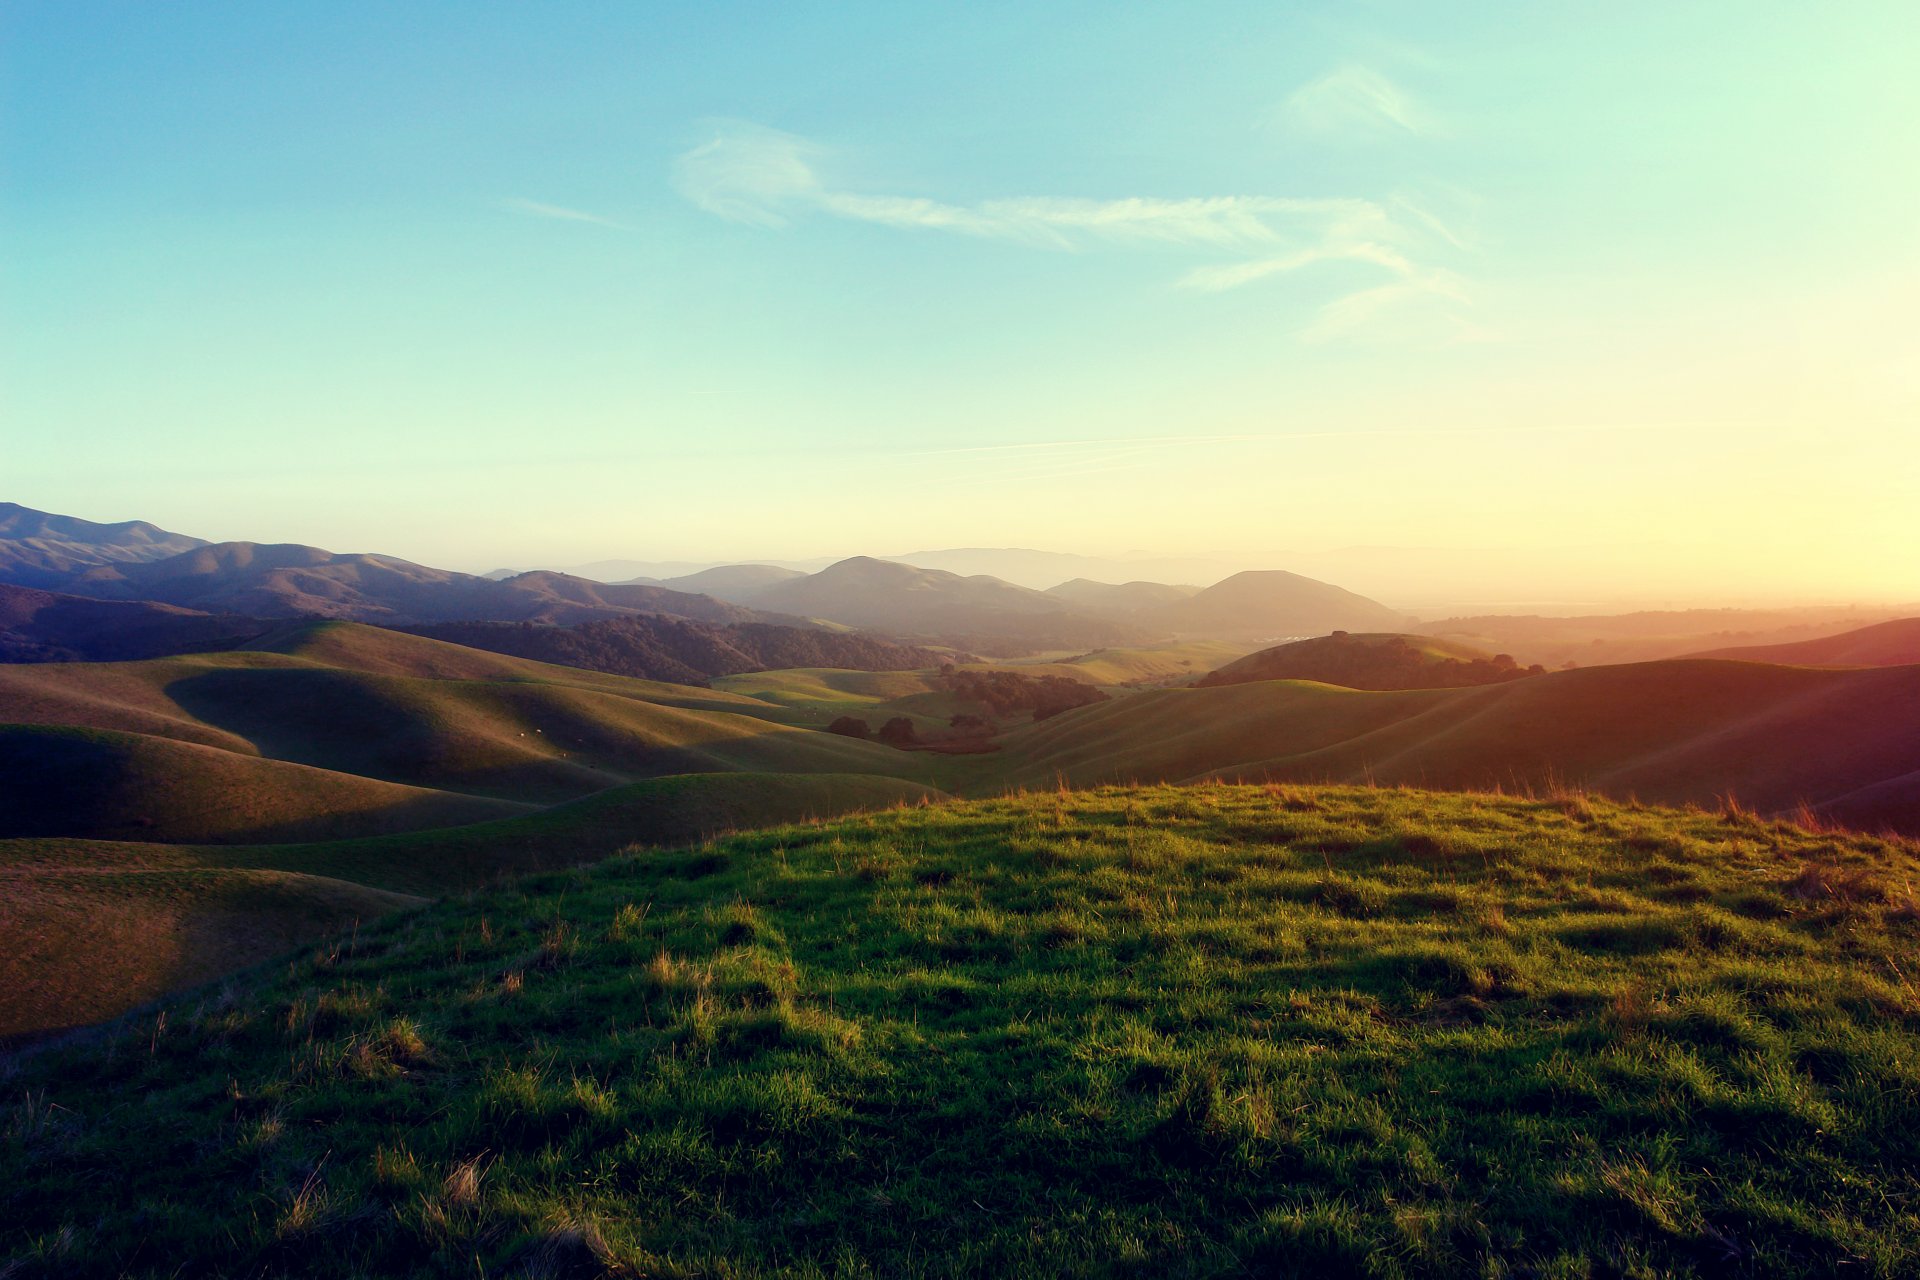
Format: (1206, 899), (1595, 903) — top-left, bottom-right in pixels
(878, 717), (919, 747)
(826, 716), (870, 739)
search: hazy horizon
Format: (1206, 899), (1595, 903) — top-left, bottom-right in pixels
(5, 2), (1916, 606)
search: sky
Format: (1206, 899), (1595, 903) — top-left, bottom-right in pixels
(3, 1), (1917, 606)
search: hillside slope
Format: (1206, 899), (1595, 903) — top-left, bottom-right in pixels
(4, 786), (1916, 1275)
(400, 616), (952, 686)
(0, 624), (937, 842)
(988, 660), (1920, 832)
(1198, 631), (1540, 691)
(0, 771), (943, 1038)
(1689, 617), (1920, 667)
(0, 582), (272, 662)
(750, 557), (1148, 650)
(0, 724), (528, 843)
(1144, 569), (1407, 639)
(45, 541), (786, 628)
(0, 502), (206, 588)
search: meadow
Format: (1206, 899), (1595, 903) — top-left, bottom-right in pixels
(5, 784), (1918, 1277)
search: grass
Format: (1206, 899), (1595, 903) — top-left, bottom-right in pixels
(4, 783), (1917, 1276)
(979, 662), (1920, 835)
(0, 626), (941, 844)
(0, 773), (947, 1040)
(958, 640), (1253, 687)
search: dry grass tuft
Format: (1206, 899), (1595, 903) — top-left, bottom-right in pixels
(516, 1214), (630, 1279)
(442, 1153), (491, 1207)
(1782, 861), (1882, 904)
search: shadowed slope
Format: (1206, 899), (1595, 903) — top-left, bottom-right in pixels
(0, 724), (528, 843)
(0, 582), (271, 662)
(163, 665), (923, 801)
(246, 621), (791, 716)
(44, 541), (797, 628)
(0, 502), (206, 589)
(0, 869), (423, 1041)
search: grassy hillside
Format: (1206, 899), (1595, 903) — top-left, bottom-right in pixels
(968, 639), (1250, 686)
(4, 785), (1917, 1275)
(397, 616), (951, 687)
(0, 625), (936, 825)
(983, 661), (1920, 833)
(0, 724), (530, 844)
(1198, 632), (1539, 691)
(714, 643), (1251, 733)
(1689, 617), (1920, 667)
(0, 867), (424, 1042)
(0, 773), (944, 1040)
(1423, 607), (1905, 670)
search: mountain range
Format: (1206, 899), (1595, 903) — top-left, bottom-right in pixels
(0, 504), (1411, 654)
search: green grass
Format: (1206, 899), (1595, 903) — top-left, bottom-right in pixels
(5, 784), (1918, 1277)
(959, 640), (1253, 686)
(0, 773), (947, 1041)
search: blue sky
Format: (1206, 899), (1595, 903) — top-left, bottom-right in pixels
(4, 2), (1916, 602)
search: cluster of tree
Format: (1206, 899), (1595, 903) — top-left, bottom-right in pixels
(826, 716), (919, 747)
(398, 617), (954, 686)
(1197, 633), (1547, 692)
(939, 667), (1110, 720)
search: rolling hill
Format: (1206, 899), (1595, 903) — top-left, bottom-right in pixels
(4, 786), (1916, 1274)
(1688, 616), (1920, 667)
(1423, 606), (1908, 669)
(42, 541), (789, 628)
(646, 563), (806, 600)
(1142, 569), (1408, 639)
(0, 502), (206, 589)
(0, 581), (274, 662)
(0, 622), (939, 839)
(1197, 631), (1541, 691)
(0, 619), (954, 1034)
(400, 615), (953, 686)
(748, 556), (1149, 650)
(0, 723), (529, 843)
(1044, 577), (1201, 615)
(984, 659), (1920, 833)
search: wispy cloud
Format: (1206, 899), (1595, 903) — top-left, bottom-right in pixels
(1299, 269), (1474, 344)
(675, 123), (1390, 252)
(502, 197), (633, 231)
(1280, 64), (1439, 140)
(673, 120), (1477, 342)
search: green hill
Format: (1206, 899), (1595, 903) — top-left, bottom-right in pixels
(3, 785), (1916, 1276)
(1197, 631), (1537, 691)
(0, 772), (944, 1040)
(0, 624), (934, 827)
